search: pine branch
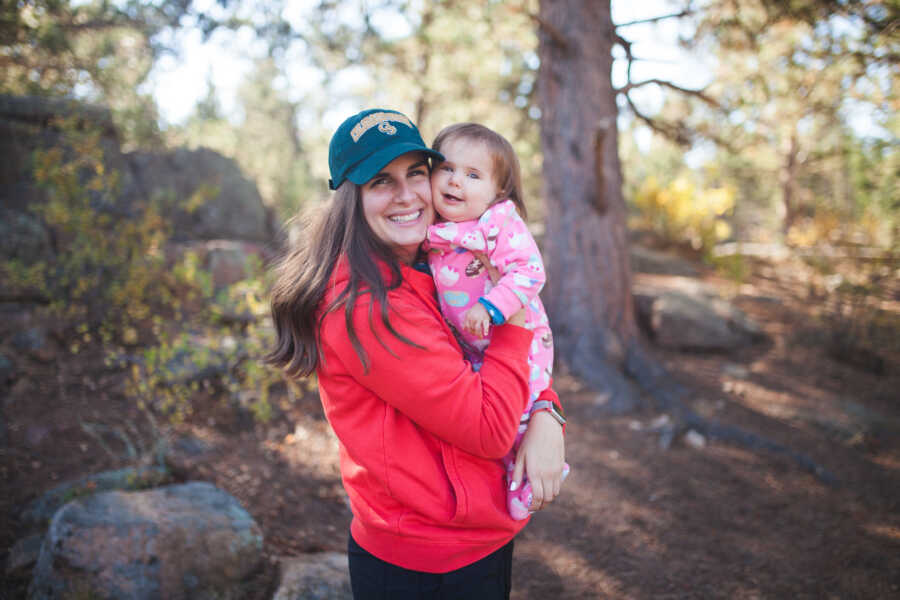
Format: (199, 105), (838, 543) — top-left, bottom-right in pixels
(623, 92), (692, 146)
(617, 78), (721, 109)
(529, 12), (570, 51)
(615, 9), (693, 28)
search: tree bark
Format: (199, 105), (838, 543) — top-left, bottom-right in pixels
(781, 133), (800, 236)
(537, 0), (639, 411)
(534, 0), (837, 483)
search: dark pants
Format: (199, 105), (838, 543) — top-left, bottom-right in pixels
(348, 534), (514, 600)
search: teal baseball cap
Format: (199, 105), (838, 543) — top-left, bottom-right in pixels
(328, 108), (444, 190)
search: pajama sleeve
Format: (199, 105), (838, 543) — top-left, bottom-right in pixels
(481, 209), (547, 320)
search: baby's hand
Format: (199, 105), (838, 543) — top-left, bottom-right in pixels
(463, 303), (491, 338)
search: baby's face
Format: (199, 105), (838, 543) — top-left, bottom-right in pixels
(430, 138), (499, 223)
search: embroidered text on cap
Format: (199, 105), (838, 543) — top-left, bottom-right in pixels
(350, 111), (412, 142)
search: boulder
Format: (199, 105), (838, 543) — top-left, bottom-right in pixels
(0, 209), (54, 262)
(0, 351), (13, 383)
(0, 94), (273, 258)
(634, 275), (765, 351)
(28, 481), (263, 600)
(10, 327), (54, 363)
(630, 246), (700, 277)
(273, 553), (352, 600)
(126, 147), (272, 243)
(6, 533), (44, 576)
(166, 239), (269, 290)
(20, 466), (171, 529)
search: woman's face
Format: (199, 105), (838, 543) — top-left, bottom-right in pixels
(361, 152), (434, 264)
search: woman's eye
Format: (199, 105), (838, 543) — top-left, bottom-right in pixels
(410, 169), (426, 177)
(441, 165), (452, 172)
(372, 177), (388, 186)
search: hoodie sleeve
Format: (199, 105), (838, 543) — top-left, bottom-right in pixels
(319, 291), (533, 459)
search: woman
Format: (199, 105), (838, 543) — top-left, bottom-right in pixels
(268, 108), (566, 598)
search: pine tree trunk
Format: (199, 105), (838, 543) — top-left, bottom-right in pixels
(537, 0), (640, 410)
(533, 0), (837, 482)
(781, 134), (800, 237)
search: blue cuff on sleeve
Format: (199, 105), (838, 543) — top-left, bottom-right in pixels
(478, 298), (506, 325)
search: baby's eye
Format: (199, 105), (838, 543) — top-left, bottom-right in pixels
(468, 172), (479, 179)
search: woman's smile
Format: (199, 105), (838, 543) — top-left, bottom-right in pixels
(388, 209), (425, 224)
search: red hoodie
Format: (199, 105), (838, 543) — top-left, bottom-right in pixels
(316, 257), (560, 573)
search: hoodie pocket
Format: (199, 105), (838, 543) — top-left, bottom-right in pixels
(441, 442), (469, 523)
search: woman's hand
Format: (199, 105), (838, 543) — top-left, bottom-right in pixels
(510, 410), (566, 511)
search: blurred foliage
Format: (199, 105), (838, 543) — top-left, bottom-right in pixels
(0, 117), (282, 424)
(2, 117), (172, 343)
(0, 0), (178, 147)
(664, 0), (899, 242)
(632, 173), (735, 256)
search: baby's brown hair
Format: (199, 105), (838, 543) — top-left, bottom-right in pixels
(432, 123), (527, 219)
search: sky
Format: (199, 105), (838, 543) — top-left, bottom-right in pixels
(146, 0), (713, 134)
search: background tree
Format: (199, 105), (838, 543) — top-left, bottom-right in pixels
(683, 0), (899, 240)
(536, 0), (641, 410)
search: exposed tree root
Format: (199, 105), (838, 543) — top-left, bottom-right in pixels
(618, 343), (839, 487)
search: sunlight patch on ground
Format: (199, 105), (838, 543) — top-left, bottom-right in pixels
(518, 538), (625, 598)
(863, 523), (900, 542)
(269, 420), (341, 478)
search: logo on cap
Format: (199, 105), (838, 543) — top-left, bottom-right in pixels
(378, 121), (397, 135)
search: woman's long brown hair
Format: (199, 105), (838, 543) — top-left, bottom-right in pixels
(266, 182), (422, 378)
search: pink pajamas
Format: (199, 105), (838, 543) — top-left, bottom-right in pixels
(426, 199), (562, 520)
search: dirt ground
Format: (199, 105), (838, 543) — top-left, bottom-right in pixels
(2, 255), (899, 599)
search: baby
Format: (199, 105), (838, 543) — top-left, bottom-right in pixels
(425, 123), (568, 520)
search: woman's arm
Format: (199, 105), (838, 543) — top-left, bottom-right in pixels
(320, 292), (533, 459)
(511, 406), (566, 511)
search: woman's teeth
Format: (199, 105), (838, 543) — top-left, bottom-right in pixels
(389, 210), (421, 223)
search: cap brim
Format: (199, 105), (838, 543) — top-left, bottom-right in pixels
(345, 143), (445, 186)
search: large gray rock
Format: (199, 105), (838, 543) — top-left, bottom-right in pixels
(630, 246), (700, 277)
(0, 209), (53, 262)
(20, 466), (171, 529)
(126, 147), (272, 243)
(0, 95), (128, 216)
(6, 533), (44, 576)
(166, 239), (269, 291)
(634, 275), (765, 351)
(0, 94), (273, 254)
(273, 553), (352, 600)
(29, 481), (263, 600)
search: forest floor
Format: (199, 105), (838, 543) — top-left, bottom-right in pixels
(2, 250), (899, 599)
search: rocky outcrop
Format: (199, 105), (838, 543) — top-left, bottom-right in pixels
(633, 274), (766, 351)
(630, 246), (700, 277)
(0, 94), (274, 256)
(273, 553), (352, 600)
(28, 481), (263, 600)
(126, 148), (272, 243)
(19, 466), (171, 529)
